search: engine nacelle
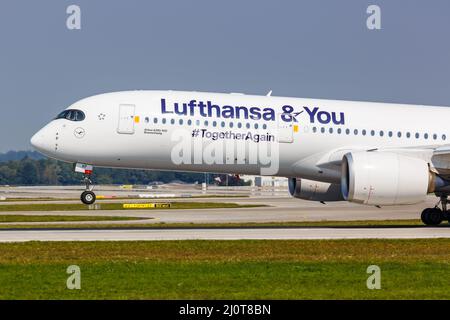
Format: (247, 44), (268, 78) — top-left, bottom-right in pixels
(288, 178), (344, 202)
(341, 152), (432, 205)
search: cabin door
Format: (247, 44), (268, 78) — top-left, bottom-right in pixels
(277, 113), (293, 143)
(117, 104), (136, 134)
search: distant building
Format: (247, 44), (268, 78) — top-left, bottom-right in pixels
(240, 175), (288, 188)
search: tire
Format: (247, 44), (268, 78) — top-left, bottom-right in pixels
(421, 208), (432, 225)
(443, 210), (450, 222)
(81, 191), (96, 205)
(421, 208), (443, 226)
(429, 208), (443, 225)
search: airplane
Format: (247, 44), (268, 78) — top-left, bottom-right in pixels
(30, 90), (450, 226)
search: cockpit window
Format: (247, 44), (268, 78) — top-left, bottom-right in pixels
(55, 109), (85, 121)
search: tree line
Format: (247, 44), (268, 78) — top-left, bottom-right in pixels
(0, 156), (250, 186)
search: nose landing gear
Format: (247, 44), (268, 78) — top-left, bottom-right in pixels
(80, 174), (96, 205)
(75, 163), (96, 205)
(421, 195), (449, 226)
(80, 173), (96, 205)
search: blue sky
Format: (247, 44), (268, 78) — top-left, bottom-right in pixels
(1, 0), (450, 151)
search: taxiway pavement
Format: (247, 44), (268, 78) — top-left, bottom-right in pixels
(0, 227), (449, 242)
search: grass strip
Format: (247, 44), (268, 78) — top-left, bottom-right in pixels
(0, 215), (145, 223)
(0, 219), (433, 229)
(0, 239), (449, 299)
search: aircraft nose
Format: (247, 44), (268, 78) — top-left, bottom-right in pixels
(30, 131), (43, 149)
(30, 126), (54, 155)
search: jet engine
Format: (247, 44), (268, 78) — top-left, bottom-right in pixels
(341, 152), (434, 205)
(288, 178), (343, 202)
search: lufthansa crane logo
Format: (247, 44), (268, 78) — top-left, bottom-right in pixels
(74, 127), (86, 139)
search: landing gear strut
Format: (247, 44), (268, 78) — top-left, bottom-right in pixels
(80, 174), (96, 205)
(421, 195), (449, 226)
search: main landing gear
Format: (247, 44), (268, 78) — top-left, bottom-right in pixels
(80, 173), (96, 205)
(421, 195), (450, 226)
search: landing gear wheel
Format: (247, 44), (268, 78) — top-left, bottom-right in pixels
(421, 208), (432, 225)
(81, 191), (96, 205)
(429, 208), (443, 225)
(421, 208), (443, 226)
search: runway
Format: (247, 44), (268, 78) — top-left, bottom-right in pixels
(0, 185), (447, 241)
(0, 194), (439, 225)
(0, 227), (449, 242)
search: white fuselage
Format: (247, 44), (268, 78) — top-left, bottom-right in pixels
(30, 90), (450, 184)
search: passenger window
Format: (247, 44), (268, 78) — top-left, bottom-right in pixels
(154, 118), (158, 124)
(388, 131), (393, 137)
(312, 126), (317, 133)
(337, 128), (342, 134)
(345, 129), (350, 135)
(424, 133), (429, 139)
(379, 131), (384, 137)
(406, 132), (411, 138)
(213, 121), (217, 127)
(415, 133), (420, 139)
(238, 123), (242, 128)
(187, 119), (192, 125)
(362, 129), (366, 136)
(254, 123), (258, 129)
(204, 120), (208, 126)
(370, 130), (375, 136)
(354, 129), (358, 135)
(179, 119), (183, 125)
(171, 119), (175, 125)
(145, 117), (149, 123)
(443, 134), (447, 141)
(221, 121), (225, 127)
(246, 123), (250, 129)
(262, 124), (267, 130)
(162, 118), (166, 124)
(397, 132), (402, 138)
(329, 128), (333, 134)
(433, 134), (437, 140)
(321, 127), (325, 133)
(230, 122), (234, 128)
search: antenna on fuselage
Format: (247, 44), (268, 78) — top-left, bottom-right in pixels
(266, 90), (272, 97)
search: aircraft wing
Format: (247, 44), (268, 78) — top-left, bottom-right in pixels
(430, 145), (450, 175)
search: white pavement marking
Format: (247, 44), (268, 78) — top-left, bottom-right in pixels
(0, 227), (449, 242)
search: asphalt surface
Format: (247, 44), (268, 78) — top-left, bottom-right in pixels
(0, 227), (449, 242)
(0, 195), (438, 225)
